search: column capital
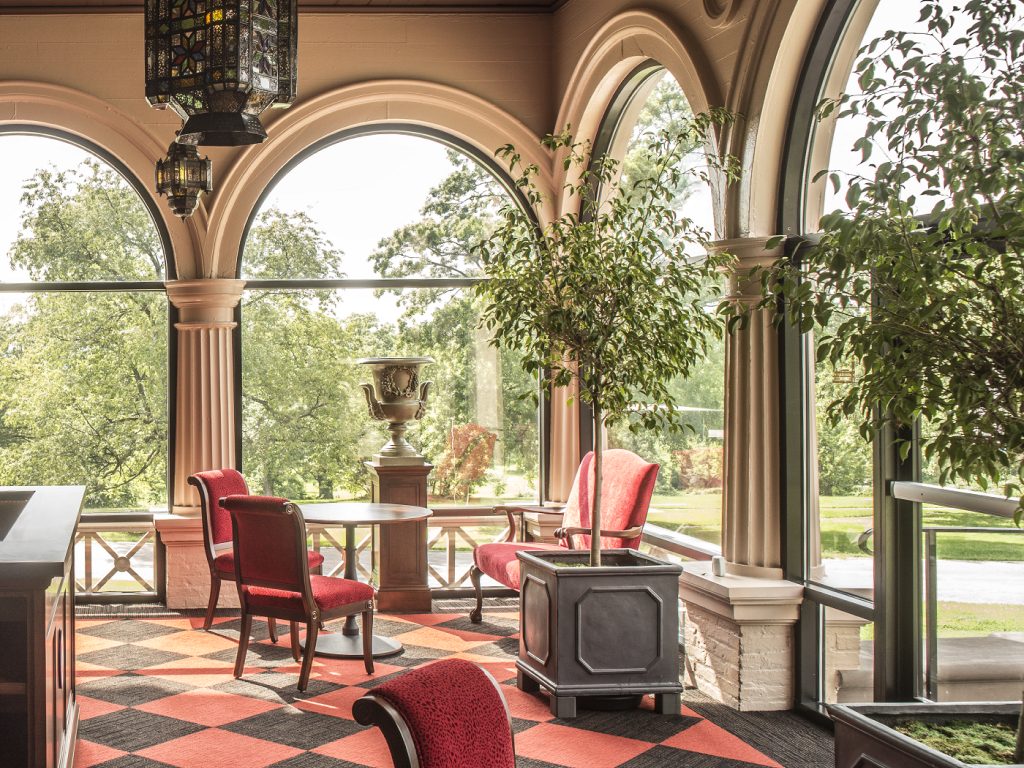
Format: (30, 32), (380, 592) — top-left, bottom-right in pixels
(166, 278), (246, 324)
(713, 237), (784, 302)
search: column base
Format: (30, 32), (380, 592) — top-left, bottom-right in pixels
(155, 514), (238, 611)
(680, 561), (803, 711)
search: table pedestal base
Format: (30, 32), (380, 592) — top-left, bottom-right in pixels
(302, 631), (403, 659)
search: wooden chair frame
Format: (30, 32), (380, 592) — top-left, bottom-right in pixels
(468, 503), (642, 624)
(226, 498), (374, 691)
(187, 472), (280, 643)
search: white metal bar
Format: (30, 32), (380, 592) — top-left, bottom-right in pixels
(890, 481), (1020, 519)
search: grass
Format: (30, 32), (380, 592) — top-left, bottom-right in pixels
(891, 720), (1018, 765)
(935, 602), (1024, 638)
(647, 493), (1024, 561)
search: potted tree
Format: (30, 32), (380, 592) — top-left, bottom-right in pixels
(751, 0), (1024, 764)
(474, 110), (738, 717)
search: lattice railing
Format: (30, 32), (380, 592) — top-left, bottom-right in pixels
(307, 524), (375, 580)
(426, 506), (516, 589)
(75, 513), (160, 601)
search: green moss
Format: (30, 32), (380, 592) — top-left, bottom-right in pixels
(891, 719), (1018, 765)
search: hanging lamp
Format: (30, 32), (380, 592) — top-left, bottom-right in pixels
(145, 0), (298, 146)
(155, 139), (213, 218)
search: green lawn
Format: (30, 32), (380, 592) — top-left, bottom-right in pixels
(646, 493), (1024, 561)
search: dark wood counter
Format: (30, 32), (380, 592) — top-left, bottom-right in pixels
(0, 485), (84, 768)
(0, 486), (85, 587)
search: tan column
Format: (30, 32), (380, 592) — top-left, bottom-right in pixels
(718, 237), (785, 579)
(166, 279), (245, 515)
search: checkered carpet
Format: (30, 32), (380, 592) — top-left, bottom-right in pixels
(73, 603), (830, 768)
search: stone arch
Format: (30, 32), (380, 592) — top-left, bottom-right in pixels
(0, 80), (199, 275)
(553, 10), (721, 216)
(205, 80), (552, 278)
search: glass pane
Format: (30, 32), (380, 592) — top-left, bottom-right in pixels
(603, 69), (723, 547)
(242, 134), (509, 280)
(240, 286), (538, 504)
(0, 291), (168, 510)
(825, 610), (875, 704)
(921, 502), (1024, 702)
(811, 340), (874, 595)
(0, 134), (165, 282)
(821, 0), (965, 217)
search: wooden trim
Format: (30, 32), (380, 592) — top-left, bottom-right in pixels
(352, 696), (420, 768)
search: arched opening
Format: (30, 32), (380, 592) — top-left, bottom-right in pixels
(0, 128), (171, 595)
(238, 127), (540, 522)
(591, 64), (725, 549)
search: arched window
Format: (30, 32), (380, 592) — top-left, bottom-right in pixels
(782, 0), (1019, 710)
(594, 65), (725, 549)
(0, 130), (171, 513)
(239, 128), (539, 511)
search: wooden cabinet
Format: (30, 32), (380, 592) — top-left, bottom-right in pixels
(0, 486), (84, 768)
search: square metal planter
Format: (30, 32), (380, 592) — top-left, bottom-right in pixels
(515, 548), (683, 718)
(829, 702), (1024, 768)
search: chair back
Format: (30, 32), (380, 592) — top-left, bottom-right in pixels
(560, 449), (659, 550)
(353, 659), (515, 768)
(221, 495), (313, 600)
(187, 469), (249, 565)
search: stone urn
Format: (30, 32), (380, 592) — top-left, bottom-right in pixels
(357, 357), (433, 465)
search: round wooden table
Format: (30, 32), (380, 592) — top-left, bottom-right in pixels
(299, 502), (431, 659)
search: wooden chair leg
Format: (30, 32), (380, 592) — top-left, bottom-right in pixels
(298, 620), (319, 691)
(204, 574), (221, 630)
(268, 617), (279, 644)
(234, 612), (253, 680)
(469, 564), (484, 623)
(289, 621), (301, 663)
(361, 607), (375, 675)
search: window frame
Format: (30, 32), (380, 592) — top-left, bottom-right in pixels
(778, 0), (924, 714)
(234, 123), (546, 503)
(0, 125), (177, 509)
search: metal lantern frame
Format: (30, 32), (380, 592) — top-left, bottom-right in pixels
(145, 0), (298, 146)
(155, 140), (213, 218)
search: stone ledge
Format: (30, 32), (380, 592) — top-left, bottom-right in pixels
(680, 561), (804, 623)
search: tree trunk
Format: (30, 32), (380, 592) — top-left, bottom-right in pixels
(590, 402), (602, 567)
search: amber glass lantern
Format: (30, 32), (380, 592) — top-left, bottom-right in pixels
(155, 141), (213, 218)
(145, 0), (298, 146)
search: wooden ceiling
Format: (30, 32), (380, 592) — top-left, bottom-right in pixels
(0, 0), (567, 12)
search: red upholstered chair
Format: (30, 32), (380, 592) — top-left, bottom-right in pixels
(469, 448), (658, 623)
(187, 469), (325, 637)
(353, 659), (515, 768)
(221, 494), (375, 691)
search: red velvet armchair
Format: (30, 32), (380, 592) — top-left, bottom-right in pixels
(222, 494), (375, 691)
(469, 449), (659, 623)
(187, 469), (325, 637)
(353, 658), (515, 768)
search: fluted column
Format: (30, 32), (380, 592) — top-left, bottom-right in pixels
(166, 279), (245, 515)
(718, 237), (785, 579)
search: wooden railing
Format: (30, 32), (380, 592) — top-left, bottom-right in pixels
(75, 513), (162, 603)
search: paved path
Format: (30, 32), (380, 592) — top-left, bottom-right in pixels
(822, 557), (1024, 604)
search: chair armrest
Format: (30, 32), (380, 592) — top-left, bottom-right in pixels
(493, 504), (566, 542)
(554, 525), (644, 542)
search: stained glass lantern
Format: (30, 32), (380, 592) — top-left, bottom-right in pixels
(145, 0), (298, 146)
(155, 140), (213, 218)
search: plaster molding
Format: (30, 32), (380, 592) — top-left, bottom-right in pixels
(166, 278), (246, 324)
(553, 9), (720, 217)
(680, 562), (803, 624)
(703, 0), (746, 29)
(713, 236), (783, 301)
(0, 80), (204, 276)
(205, 80), (552, 278)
